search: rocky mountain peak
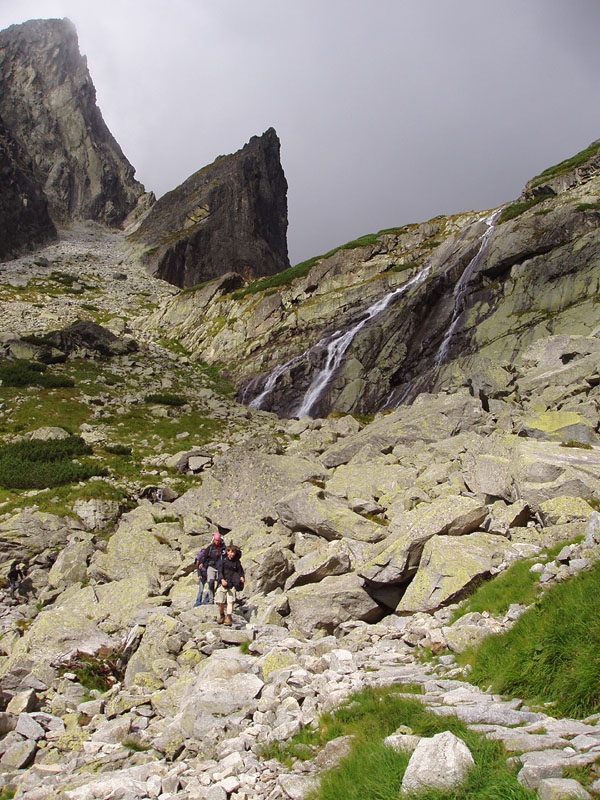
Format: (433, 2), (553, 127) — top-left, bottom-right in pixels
(0, 17), (148, 230)
(128, 126), (290, 288)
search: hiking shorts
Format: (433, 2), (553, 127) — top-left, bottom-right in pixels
(214, 585), (237, 604)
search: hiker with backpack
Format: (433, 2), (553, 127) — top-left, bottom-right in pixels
(193, 530), (225, 606)
(193, 548), (209, 607)
(215, 542), (245, 626)
(7, 560), (24, 600)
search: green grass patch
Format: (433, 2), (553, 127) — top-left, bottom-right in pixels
(451, 559), (541, 622)
(229, 224), (414, 301)
(576, 201), (600, 212)
(531, 141), (600, 187)
(465, 560), (600, 718)
(197, 361), (234, 397)
(158, 338), (191, 357)
(230, 260), (315, 300)
(499, 194), (553, 223)
(0, 436), (107, 489)
(263, 684), (535, 799)
(122, 736), (151, 752)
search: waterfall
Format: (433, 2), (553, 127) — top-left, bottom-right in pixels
(434, 208), (501, 366)
(248, 265), (430, 416)
(246, 353), (306, 409)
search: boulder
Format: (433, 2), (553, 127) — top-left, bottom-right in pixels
(443, 612), (506, 653)
(253, 546), (295, 593)
(47, 537), (95, 588)
(172, 446), (325, 530)
(276, 485), (387, 543)
(520, 410), (598, 445)
(326, 462), (418, 503)
(45, 321), (138, 357)
(124, 612), (187, 687)
(397, 531), (518, 613)
(401, 731), (475, 793)
(88, 506), (182, 584)
(538, 497), (595, 526)
(73, 499), (122, 531)
(361, 495), (488, 586)
(463, 454), (515, 502)
(285, 539), (353, 589)
(285, 573), (384, 635)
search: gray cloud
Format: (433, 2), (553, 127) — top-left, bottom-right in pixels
(1, 0), (599, 263)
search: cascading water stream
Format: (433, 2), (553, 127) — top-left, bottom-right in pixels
(248, 266), (430, 416)
(434, 208), (502, 366)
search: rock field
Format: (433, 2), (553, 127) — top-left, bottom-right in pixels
(1, 225), (600, 798)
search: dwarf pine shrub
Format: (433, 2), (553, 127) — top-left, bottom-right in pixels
(144, 392), (187, 406)
(0, 436), (107, 489)
(0, 359), (74, 388)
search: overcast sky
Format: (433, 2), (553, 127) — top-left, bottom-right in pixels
(1, 1), (599, 264)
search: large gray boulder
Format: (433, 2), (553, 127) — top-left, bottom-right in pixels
(401, 731), (475, 793)
(397, 532), (518, 614)
(285, 573), (384, 635)
(276, 485), (387, 543)
(360, 495), (488, 587)
(172, 444), (325, 530)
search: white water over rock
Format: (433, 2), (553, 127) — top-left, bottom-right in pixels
(249, 266), (430, 416)
(435, 208), (502, 366)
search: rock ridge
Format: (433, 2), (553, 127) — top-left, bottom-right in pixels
(0, 18), (148, 231)
(129, 127), (290, 289)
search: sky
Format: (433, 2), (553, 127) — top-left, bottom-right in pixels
(0, 1), (599, 265)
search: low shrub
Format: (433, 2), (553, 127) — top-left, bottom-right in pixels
(144, 393), (187, 406)
(499, 194), (552, 223)
(0, 436), (107, 489)
(61, 653), (124, 693)
(104, 443), (132, 456)
(0, 359), (74, 389)
(531, 141), (600, 187)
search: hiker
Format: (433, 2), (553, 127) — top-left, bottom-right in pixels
(195, 530), (225, 605)
(193, 548), (210, 607)
(215, 542), (245, 626)
(7, 560), (24, 600)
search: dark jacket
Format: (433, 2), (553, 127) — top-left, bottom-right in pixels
(202, 541), (225, 571)
(194, 549), (207, 582)
(218, 551), (245, 590)
(8, 562), (23, 583)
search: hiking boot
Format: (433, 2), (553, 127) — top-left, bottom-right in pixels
(217, 603), (225, 624)
(224, 614), (232, 626)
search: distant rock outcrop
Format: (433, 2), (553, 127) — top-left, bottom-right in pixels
(0, 18), (148, 228)
(0, 114), (56, 260)
(129, 128), (290, 288)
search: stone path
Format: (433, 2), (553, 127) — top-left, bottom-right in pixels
(3, 618), (600, 799)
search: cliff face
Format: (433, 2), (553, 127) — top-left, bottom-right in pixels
(140, 139), (600, 418)
(0, 113), (56, 259)
(0, 18), (147, 228)
(129, 128), (290, 288)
